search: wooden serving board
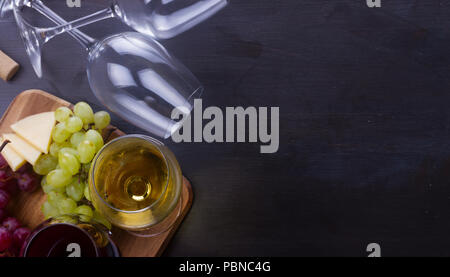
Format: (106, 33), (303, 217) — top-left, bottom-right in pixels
(1, 89), (193, 257)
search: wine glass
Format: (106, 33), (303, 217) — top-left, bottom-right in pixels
(2, 0), (227, 39)
(89, 135), (183, 237)
(1, 0), (227, 76)
(14, 9), (202, 139)
(21, 214), (120, 257)
(110, 0), (228, 39)
(0, 0), (98, 60)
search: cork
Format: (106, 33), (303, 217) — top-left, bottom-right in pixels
(0, 51), (20, 81)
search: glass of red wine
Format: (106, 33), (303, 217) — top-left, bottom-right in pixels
(21, 214), (120, 257)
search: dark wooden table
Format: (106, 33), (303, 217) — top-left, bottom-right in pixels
(2, 0), (450, 256)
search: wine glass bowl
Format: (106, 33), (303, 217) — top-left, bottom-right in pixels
(87, 32), (202, 138)
(21, 214), (120, 257)
(89, 135), (183, 237)
(112, 0), (228, 39)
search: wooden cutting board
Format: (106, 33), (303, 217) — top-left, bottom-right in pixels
(1, 89), (193, 257)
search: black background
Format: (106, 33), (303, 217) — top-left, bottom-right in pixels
(2, 0), (450, 256)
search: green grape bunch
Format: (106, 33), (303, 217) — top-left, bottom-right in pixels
(35, 102), (111, 229)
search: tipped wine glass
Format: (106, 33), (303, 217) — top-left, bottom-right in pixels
(0, 0), (95, 51)
(1, 0), (227, 77)
(14, 8), (203, 139)
(1, 0), (227, 39)
(105, 0), (228, 39)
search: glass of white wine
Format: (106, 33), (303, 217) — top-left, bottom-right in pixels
(89, 135), (183, 237)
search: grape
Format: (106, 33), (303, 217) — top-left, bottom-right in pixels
(0, 179), (6, 190)
(47, 191), (65, 205)
(50, 142), (72, 158)
(33, 154), (57, 175)
(0, 155), (7, 169)
(70, 131), (85, 148)
(74, 102), (94, 125)
(17, 172), (39, 192)
(16, 164), (31, 174)
(55, 107), (72, 122)
(58, 151), (80, 176)
(84, 184), (91, 202)
(1, 178), (17, 196)
(0, 169), (12, 181)
(54, 215), (77, 224)
(85, 130), (104, 151)
(93, 211), (111, 230)
(66, 116), (83, 133)
(41, 178), (51, 193)
(94, 111), (111, 130)
(46, 169), (72, 188)
(42, 201), (59, 219)
(66, 178), (84, 202)
(0, 169), (17, 195)
(49, 143), (62, 157)
(58, 198), (77, 214)
(60, 147), (79, 159)
(52, 122), (71, 143)
(0, 209), (5, 222)
(0, 189), (10, 209)
(0, 227), (12, 252)
(41, 176), (64, 194)
(2, 217), (20, 233)
(77, 140), (96, 164)
(74, 205), (93, 219)
(13, 227), (30, 248)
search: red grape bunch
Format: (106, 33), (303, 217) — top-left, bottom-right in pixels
(0, 154), (39, 257)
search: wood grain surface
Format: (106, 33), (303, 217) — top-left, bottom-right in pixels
(1, 89), (193, 257)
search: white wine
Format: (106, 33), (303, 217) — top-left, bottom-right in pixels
(89, 135), (182, 231)
(95, 140), (167, 211)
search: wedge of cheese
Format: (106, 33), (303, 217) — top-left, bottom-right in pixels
(0, 138), (26, 171)
(11, 112), (55, 153)
(3, 134), (41, 166)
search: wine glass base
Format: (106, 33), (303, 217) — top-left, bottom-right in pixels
(14, 7), (43, 77)
(126, 193), (184, 238)
(0, 0), (11, 18)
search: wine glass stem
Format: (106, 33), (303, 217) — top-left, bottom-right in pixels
(28, 0), (95, 48)
(29, 0), (95, 49)
(38, 7), (114, 47)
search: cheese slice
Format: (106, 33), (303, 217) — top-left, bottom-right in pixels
(11, 112), (55, 153)
(3, 134), (41, 165)
(0, 138), (26, 171)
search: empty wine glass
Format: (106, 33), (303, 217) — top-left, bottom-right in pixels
(1, 0), (227, 39)
(14, 9), (203, 139)
(108, 0), (228, 39)
(0, 0), (92, 50)
(4, 0), (226, 78)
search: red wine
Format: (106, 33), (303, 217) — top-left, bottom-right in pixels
(22, 223), (119, 257)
